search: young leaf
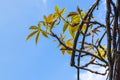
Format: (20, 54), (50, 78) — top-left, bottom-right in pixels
(63, 22), (68, 33)
(94, 46), (107, 59)
(98, 49), (106, 59)
(38, 23), (41, 29)
(66, 50), (72, 55)
(67, 12), (78, 17)
(39, 21), (46, 26)
(35, 31), (40, 44)
(55, 5), (59, 13)
(81, 12), (86, 18)
(61, 46), (66, 55)
(44, 14), (54, 24)
(66, 38), (73, 47)
(60, 8), (66, 14)
(26, 31), (38, 40)
(82, 24), (87, 30)
(41, 30), (48, 38)
(71, 15), (80, 23)
(29, 26), (38, 30)
(57, 44), (61, 48)
(44, 15), (47, 22)
(47, 14), (54, 23)
(68, 26), (75, 38)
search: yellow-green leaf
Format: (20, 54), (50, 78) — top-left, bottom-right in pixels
(71, 15), (80, 23)
(99, 49), (106, 58)
(57, 44), (61, 48)
(44, 14), (54, 24)
(63, 22), (68, 33)
(81, 12), (86, 18)
(48, 14), (54, 21)
(26, 31), (38, 40)
(39, 21), (46, 26)
(66, 50), (72, 55)
(55, 5), (59, 13)
(38, 23), (41, 29)
(68, 26), (75, 38)
(29, 26), (38, 30)
(60, 8), (66, 14)
(94, 46), (107, 59)
(82, 24), (87, 30)
(61, 46), (66, 55)
(66, 38), (73, 47)
(44, 15), (47, 22)
(41, 30), (48, 38)
(53, 12), (59, 18)
(68, 26), (78, 38)
(36, 31), (40, 44)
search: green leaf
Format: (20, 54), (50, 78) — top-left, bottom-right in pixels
(41, 30), (48, 38)
(63, 22), (68, 33)
(26, 31), (38, 40)
(29, 26), (38, 30)
(35, 31), (40, 44)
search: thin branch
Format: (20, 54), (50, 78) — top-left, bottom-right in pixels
(89, 21), (106, 27)
(74, 65), (108, 75)
(70, 0), (100, 66)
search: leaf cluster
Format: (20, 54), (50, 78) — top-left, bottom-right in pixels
(26, 3), (110, 76)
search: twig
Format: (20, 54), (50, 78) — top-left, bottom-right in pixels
(70, 0), (100, 66)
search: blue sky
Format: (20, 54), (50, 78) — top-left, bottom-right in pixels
(0, 0), (107, 80)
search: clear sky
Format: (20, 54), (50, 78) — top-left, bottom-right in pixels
(0, 0), (106, 80)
